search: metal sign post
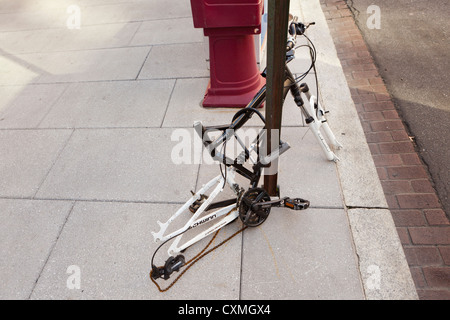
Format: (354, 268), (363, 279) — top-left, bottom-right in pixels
(264, 0), (290, 196)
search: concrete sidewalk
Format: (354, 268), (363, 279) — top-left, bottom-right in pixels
(0, 0), (417, 300)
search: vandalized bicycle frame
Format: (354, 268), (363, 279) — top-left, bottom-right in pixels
(150, 17), (342, 283)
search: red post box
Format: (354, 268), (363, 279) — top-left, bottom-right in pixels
(190, 0), (265, 108)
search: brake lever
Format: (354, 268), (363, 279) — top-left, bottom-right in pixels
(292, 21), (316, 37)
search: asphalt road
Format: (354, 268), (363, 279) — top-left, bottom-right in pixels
(347, 0), (450, 216)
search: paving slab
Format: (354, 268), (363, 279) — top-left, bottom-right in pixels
(138, 43), (209, 80)
(0, 0), (128, 14)
(0, 83), (68, 129)
(0, 53), (39, 85)
(0, 129), (73, 198)
(0, 0), (166, 15)
(30, 201), (242, 300)
(0, 0), (193, 31)
(77, 0), (193, 26)
(0, 47), (151, 85)
(0, 199), (74, 300)
(42, 22), (141, 53)
(0, 9), (62, 32)
(38, 80), (175, 128)
(35, 128), (199, 202)
(130, 17), (204, 46)
(240, 207), (364, 300)
(162, 78), (237, 128)
(278, 127), (343, 208)
(0, 22), (141, 54)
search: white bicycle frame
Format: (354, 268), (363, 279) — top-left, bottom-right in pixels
(152, 168), (239, 257)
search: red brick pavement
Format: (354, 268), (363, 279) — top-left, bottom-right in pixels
(319, 0), (450, 300)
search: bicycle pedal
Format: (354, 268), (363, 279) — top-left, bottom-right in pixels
(164, 255), (185, 279)
(284, 197), (310, 210)
(152, 255), (185, 281)
(150, 265), (165, 280)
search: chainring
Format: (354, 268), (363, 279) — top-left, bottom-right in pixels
(238, 187), (271, 227)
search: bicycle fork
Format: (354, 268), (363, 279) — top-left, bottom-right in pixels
(291, 82), (343, 162)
